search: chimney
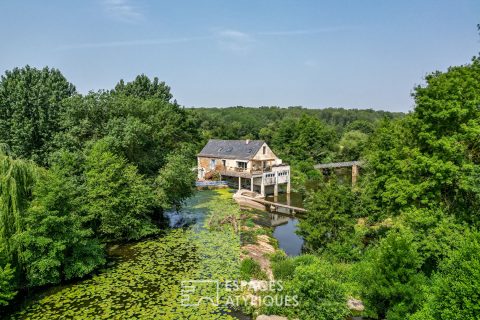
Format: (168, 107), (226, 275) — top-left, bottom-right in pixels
(246, 139), (250, 144)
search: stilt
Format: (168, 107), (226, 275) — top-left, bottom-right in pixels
(238, 176), (241, 190)
(261, 178), (265, 196)
(250, 177), (254, 192)
(352, 164), (359, 186)
(274, 171), (279, 197)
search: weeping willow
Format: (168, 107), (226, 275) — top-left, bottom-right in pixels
(0, 144), (37, 257)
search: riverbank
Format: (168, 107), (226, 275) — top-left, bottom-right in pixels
(11, 189), (297, 320)
(11, 190), (246, 319)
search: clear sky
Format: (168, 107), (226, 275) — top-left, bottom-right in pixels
(0, 1), (479, 112)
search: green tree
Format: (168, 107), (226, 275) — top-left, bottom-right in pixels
(114, 74), (173, 102)
(265, 255), (350, 320)
(84, 140), (157, 241)
(338, 130), (369, 161)
(345, 119), (376, 135)
(271, 115), (337, 163)
(411, 231), (480, 320)
(0, 146), (37, 259)
(16, 165), (105, 287)
(298, 181), (358, 253)
(363, 58), (480, 223)
(357, 229), (426, 319)
(55, 93), (199, 176)
(0, 66), (75, 164)
(0, 263), (16, 306)
(398, 208), (465, 275)
(155, 151), (196, 209)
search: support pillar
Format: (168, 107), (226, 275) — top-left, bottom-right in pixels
(274, 171), (278, 197)
(261, 177), (265, 196)
(352, 164), (359, 186)
(250, 177), (254, 192)
(287, 171), (291, 194)
(238, 176), (241, 190)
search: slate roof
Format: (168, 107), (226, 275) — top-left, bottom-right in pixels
(197, 139), (265, 160)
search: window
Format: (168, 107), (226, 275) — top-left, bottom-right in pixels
(263, 146), (266, 154)
(222, 159), (226, 167)
(210, 159), (216, 170)
(237, 161), (247, 169)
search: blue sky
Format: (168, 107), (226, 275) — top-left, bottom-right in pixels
(0, 1), (479, 112)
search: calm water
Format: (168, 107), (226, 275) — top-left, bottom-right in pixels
(272, 217), (304, 256)
(262, 192), (305, 256)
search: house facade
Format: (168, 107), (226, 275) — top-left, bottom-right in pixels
(197, 139), (290, 196)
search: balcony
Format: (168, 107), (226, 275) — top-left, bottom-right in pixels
(219, 164), (290, 179)
(221, 166), (264, 178)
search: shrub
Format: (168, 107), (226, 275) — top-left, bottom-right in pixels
(263, 256), (350, 320)
(356, 228), (426, 319)
(411, 231), (480, 320)
(271, 257), (295, 281)
(240, 258), (267, 281)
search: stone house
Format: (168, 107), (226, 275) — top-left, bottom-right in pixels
(197, 139), (290, 196)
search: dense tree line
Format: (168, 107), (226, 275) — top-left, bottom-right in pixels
(294, 57), (480, 319)
(0, 68), (198, 311)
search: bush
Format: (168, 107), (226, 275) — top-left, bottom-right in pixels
(411, 231), (480, 320)
(240, 230), (257, 245)
(356, 228), (426, 319)
(271, 257), (295, 281)
(271, 253), (321, 281)
(240, 258), (267, 281)
(264, 255), (350, 320)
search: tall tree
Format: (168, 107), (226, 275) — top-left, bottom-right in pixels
(55, 93), (199, 176)
(0, 263), (16, 306)
(298, 181), (357, 253)
(16, 164), (105, 287)
(363, 58), (480, 222)
(113, 74), (173, 102)
(84, 140), (157, 241)
(0, 66), (75, 164)
(155, 151), (196, 209)
(0, 145), (37, 259)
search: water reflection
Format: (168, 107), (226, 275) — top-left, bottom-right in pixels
(272, 215), (304, 256)
(253, 192), (306, 256)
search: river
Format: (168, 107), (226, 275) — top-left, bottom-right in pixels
(262, 192), (305, 256)
(10, 190), (249, 320)
(10, 189), (306, 319)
